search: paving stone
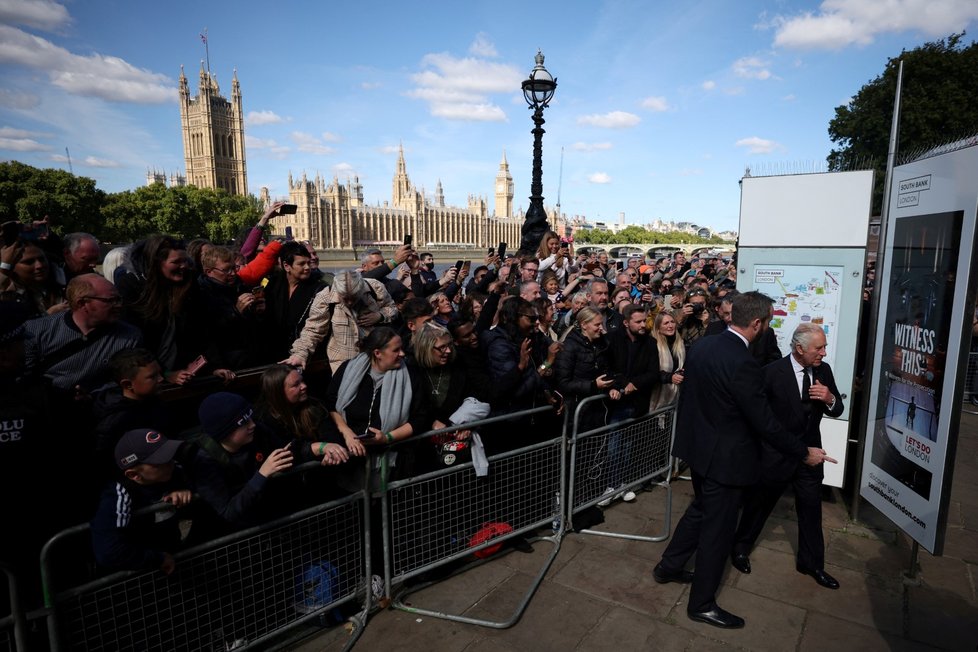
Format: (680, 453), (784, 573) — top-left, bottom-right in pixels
(798, 612), (940, 652)
(551, 544), (685, 617)
(752, 514), (798, 557)
(576, 604), (716, 652)
(395, 557), (516, 615)
(478, 577), (609, 652)
(941, 526), (978, 564)
(459, 636), (521, 651)
(672, 586), (805, 652)
(729, 545), (904, 636)
(335, 608), (480, 652)
(825, 525), (908, 577)
(917, 554), (978, 605)
(907, 584), (978, 652)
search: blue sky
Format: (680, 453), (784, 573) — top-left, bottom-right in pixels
(1, 0), (976, 234)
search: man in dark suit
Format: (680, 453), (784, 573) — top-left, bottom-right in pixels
(652, 292), (832, 629)
(731, 323), (844, 589)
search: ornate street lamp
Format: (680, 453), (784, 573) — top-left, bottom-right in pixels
(519, 50), (557, 256)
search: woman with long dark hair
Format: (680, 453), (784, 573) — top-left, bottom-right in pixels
(0, 240), (65, 317)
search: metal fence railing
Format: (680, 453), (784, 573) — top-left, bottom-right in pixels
(963, 352), (978, 415)
(41, 480), (370, 652)
(383, 406), (564, 628)
(0, 563), (26, 652)
(566, 395), (677, 542)
(27, 401), (679, 648)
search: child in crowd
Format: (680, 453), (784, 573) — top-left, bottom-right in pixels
(90, 429), (192, 574)
(92, 348), (171, 478)
(190, 392), (294, 535)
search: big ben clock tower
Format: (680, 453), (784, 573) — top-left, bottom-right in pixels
(494, 150), (514, 218)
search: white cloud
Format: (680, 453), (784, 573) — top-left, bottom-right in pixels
(360, 81), (381, 90)
(379, 145), (400, 154)
(571, 142), (613, 152)
(576, 111), (641, 129)
(771, 0), (978, 50)
(245, 135), (290, 159)
(782, 94), (797, 102)
(246, 110), (286, 126)
(333, 162), (356, 175)
(83, 155), (119, 168)
(732, 56), (772, 80)
(50, 153), (68, 162)
(588, 172), (612, 184)
(291, 131), (334, 155)
(0, 0), (70, 30)
(322, 132), (340, 142)
(0, 136), (50, 151)
(0, 88), (40, 108)
(0, 24), (174, 103)
(0, 125), (51, 138)
(735, 136), (782, 154)
(702, 80), (716, 91)
(469, 33), (498, 57)
(641, 96), (669, 112)
(407, 50), (523, 122)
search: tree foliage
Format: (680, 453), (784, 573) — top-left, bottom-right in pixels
(574, 225), (729, 245)
(827, 33), (978, 213)
(0, 161), (261, 243)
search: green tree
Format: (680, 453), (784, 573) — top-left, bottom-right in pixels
(827, 33), (978, 213)
(0, 161), (105, 234)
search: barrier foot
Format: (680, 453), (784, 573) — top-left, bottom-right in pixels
(389, 534), (561, 629)
(577, 480), (673, 543)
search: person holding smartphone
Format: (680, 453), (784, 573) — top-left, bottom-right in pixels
(325, 328), (429, 489)
(536, 231), (571, 284)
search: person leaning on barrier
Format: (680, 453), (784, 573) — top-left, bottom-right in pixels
(91, 429), (192, 575)
(197, 245), (267, 369)
(653, 291), (833, 630)
(554, 306), (614, 430)
(261, 240), (328, 362)
(283, 269), (397, 373)
(190, 392), (294, 534)
(479, 297), (545, 420)
(648, 311), (685, 411)
(449, 319), (497, 405)
(325, 327), (430, 487)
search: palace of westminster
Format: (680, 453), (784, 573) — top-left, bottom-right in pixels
(150, 65), (574, 250)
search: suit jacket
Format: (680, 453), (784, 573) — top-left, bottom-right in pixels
(672, 330), (807, 486)
(761, 356), (844, 481)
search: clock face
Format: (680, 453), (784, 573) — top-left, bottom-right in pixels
(497, 183), (505, 192)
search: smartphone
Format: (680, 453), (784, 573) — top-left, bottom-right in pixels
(284, 226), (294, 241)
(287, 438), (303, 456)
(251, 286), (265, 299)
(488, 246), (495, 257)
(1, 221), (21, 246)
(663, 294), (673, 307)
(497, 242), (507, 261)
(186, 354), (207, 375)
(454, 260), (464, 272)
(356, 430), (375, 440)
(278, 203), (298, 215)
(462, 260), (472, 274)
(640, 272), (651, 285)
(616, 261), (624, 271)
(404, 234), (413, 246)
(560, 241), (569, 250)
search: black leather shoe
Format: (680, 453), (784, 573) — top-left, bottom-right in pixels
(652, 563), (693, 584)
(796, 565), (840, 589)
(687, 606), (745, 629)
(731, 553), (751, 574)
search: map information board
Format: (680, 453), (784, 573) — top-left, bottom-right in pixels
(752, 264), (844, 370)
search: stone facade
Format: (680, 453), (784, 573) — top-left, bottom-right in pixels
(178, 64), (248, 196)
(279, 146), (525, 250)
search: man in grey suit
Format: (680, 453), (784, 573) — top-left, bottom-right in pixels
(731, 323), (844, 589)
(652, 292), (833, 629)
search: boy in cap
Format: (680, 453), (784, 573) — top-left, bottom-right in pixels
(191, 392), (293, 534)
(90, 428), (192, 574)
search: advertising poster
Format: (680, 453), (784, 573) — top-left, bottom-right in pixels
(860, 142), (978, 554)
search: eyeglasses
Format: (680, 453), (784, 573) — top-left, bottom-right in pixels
(520, 313), (541, 322)
(209, 266), (237, 277)
(523, 267), (539, 274)
(83, 295), (123, 305)
(433, 342), (453, 353)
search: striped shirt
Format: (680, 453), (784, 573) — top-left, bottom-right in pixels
(23, 311), (143, 392)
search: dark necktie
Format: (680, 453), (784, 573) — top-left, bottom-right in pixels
(801, 367), (813, 413)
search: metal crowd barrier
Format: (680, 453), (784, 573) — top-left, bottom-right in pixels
(963, 352), (978, 415)
(566, 394), (677, 542)
(0, 563), (26, 652)
(381, 406), (565, 628)
(41, 465), (370, 652)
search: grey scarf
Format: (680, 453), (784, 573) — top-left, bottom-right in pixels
(335, 352), (412, 432)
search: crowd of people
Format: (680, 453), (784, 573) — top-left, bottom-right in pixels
(3, 205), (816, 631)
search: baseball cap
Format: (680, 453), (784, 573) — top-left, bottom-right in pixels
(115, 428), (181, 470)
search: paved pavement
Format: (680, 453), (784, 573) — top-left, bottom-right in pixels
(292, 409), (978, 652)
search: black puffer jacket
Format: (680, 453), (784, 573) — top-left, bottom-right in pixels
(553, 328), (610, 405)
